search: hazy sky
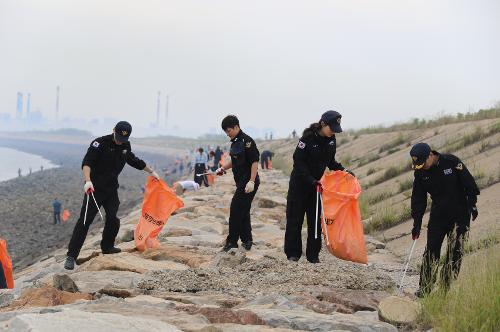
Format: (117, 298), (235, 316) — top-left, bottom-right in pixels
(1, 0), (499, 137)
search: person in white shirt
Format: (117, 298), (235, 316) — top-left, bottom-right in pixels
(194, 148), (209, 187)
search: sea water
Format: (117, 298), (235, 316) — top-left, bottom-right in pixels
(0, 146), (58, 181)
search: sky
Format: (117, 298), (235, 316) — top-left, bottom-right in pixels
(1, 0), (499, 138)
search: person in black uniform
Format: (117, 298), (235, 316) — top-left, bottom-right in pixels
(285, 110), (354, 263)
(215, 115), (260, 252)
(410, 142), (479, 296)
(260, 150), (274, 170)
(64, 121), (160, 270)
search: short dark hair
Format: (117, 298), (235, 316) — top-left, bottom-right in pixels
(221, 115), (239, 130)
(198, 148), (204, 153)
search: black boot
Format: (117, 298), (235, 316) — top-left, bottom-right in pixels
(222, 242), (238, 252)
(102, 247), (122, 254)
(64, 256), (75, 270)
(242, 241), (253, 251)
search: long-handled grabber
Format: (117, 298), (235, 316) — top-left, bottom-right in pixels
(319, 192), (330, 246)
(398, 239), (417, 294)
(83, 190), (103, 226)
(196, 172), (212, 177)
(315, 184), (321, 239)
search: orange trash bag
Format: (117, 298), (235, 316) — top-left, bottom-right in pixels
(62, 209), (71, 223)
(134, 177), (184, 251)
(206, 174), (215, 186)
(320, 171), (367, 264)
(0, 239), (14, 289)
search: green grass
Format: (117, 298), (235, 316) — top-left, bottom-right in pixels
(365, 204), (412, 233)
(349, 107), (500, 135)
(366, 167), (377, 176)
(398, 178), (413, 193)
(419, 245), (500, 332)
(379, 134), (406, 153)
(464, 234), (500, 255)
(441, 121), (500, 154)
(367, 161), (412, 187)
(366, 191), (393, 205)
(358, 195), (370, 220)
(358, 154), (381, 167)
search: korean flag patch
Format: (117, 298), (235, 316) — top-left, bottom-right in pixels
(92, 141), (100, 148)
(297, 141), (306, 149)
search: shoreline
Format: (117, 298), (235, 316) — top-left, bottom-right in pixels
(0, 138), (181, 270)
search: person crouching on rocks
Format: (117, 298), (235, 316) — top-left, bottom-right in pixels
(64, 121), (160, 270)
(215, 115), (260, 252)
(284, 110), (355, 263)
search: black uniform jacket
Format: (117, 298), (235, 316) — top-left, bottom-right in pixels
(288, 130), (344, 199)
(411, 152), (479, 229)
(82, 134), (146, 192)
(229, 130), (260, 189)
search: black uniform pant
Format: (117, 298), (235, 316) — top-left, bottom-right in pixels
(261, 158), (269, 170)
(0, 264), (7, 289)
(194, 163), (208, 187)
(226, 183), (259, 245)
(67, 189), (120, 259)
(419, 217), (469, 295)
(53, 211), (61, 224)
(284, 191), (322, 262)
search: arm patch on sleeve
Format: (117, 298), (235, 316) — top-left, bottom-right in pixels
(297, 141), (306, 149)
(92, 141), (100, 148)
(456, 163), (463, 170)
(245, 141), (252, 148)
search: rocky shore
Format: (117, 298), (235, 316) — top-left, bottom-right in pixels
(0, 169), (421, 331)
(0, 138), (175, 270)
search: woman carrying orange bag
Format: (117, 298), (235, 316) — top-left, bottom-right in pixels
(284, 110), (354, 263)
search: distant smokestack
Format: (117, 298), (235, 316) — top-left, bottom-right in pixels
(165, 94), (169, 128)
(16, 92), (23, 119)
(156, 91), (161, 127)
(26, 93), (31, 117)
(55, 86), (60, 121)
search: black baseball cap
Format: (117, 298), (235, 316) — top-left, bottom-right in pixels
(114, 121), (132, 143)
(321, 110), (342, 133)
(410, 143), (431, 170)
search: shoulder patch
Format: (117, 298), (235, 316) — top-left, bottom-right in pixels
(245, 142), (252, 148)
(297, 141), (306, 149)
(456, 163), (463, 171)
(329, 140), (335, 146)
(92, 141), (100, 148)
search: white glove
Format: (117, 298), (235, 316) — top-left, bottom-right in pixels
(245, 180), (255, 193)
(216, 167), (225, 176)
(84, 181), (94, 194)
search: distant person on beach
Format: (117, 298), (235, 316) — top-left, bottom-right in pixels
(40, 165), (43, 171)
(174, 180), (200, 196)
(260, 150), (274, 170)
(194, 148), (209, 187)
(292, 130), (297, 138)
(284, 110), (354, 263)
(64, 121), (160, 270)
(18, 168), (21, 177)
(216, 115), (260, 252)
(409, 143), (480, 297)
(53, 198), (62, 225)
(214, 146), (223, 168)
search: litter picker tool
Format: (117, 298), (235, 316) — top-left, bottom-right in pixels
(315, 184), (321, 239)
(196, 172), (212, 177)
(83, 190), (104, 226)
(319, 192), (330, 246)
(398, 239), (417, 294)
